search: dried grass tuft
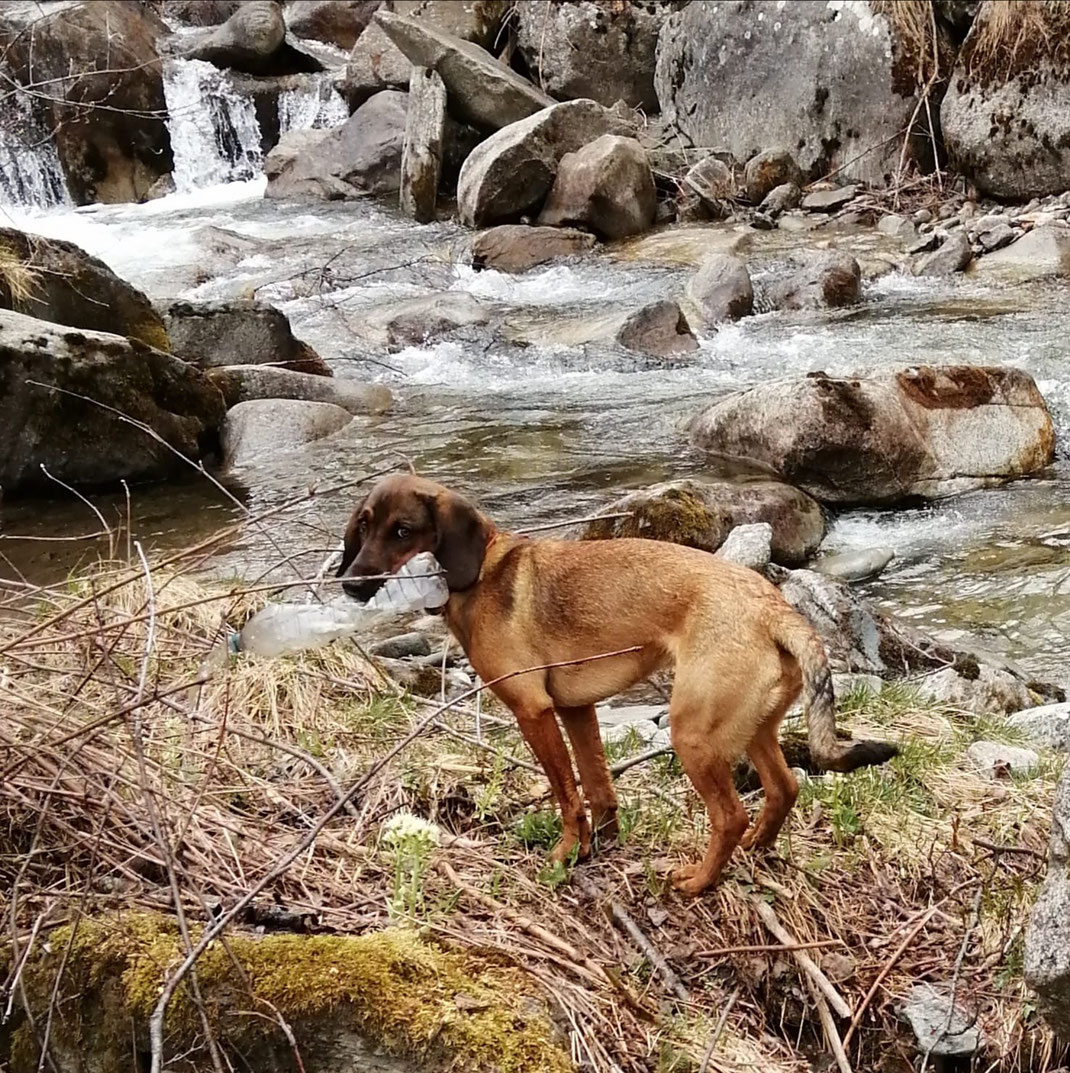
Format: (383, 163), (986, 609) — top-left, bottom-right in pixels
(0, 241), (40, 306)
(963, 0), (1070, 82)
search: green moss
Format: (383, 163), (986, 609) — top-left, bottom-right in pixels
(584, 487), (719, 549)
(14, 914), (573, 1073)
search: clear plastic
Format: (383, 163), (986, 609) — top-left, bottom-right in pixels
(236, 553), (448, 658)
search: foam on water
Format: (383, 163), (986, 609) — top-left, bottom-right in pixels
(278, 79), (349, 133)
(0, 89), (69, 210)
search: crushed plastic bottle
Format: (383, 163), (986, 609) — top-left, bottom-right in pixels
(235, 552), (448, 658)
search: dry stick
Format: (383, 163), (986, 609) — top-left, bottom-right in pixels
(697, 986), (739, 1073)
(810, 984), (853, 1073)
(517, 511), (633, 535)
(696, 940), (842, 959)
(841, 905), (939, 1050)
(749, 895), (851, 1020)
(146, 645), (642, 1073)
(607, 899), (689, 1003)
(609, 746), (672, 778)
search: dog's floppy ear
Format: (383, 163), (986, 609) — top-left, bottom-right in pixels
(429, 490), (488, 591)
(335, 496), (367, 578)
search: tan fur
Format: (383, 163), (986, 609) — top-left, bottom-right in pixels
(338, 475), (897, 895)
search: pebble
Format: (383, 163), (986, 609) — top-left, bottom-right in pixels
(899, 983), (985, 1057)
(967, 740), (1040, 778)
(369, 631), (433, 660)
(813, 547), (896, 582)
(913, 208), (933, 224)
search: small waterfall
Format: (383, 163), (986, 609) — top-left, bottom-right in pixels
(278, 76), (349, 134)
(0, 87), (69, 209)
(163, 58), (264, 193)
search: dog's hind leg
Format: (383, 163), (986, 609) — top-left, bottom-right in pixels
(557, 704), (619, 843)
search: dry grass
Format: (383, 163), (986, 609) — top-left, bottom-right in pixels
(0, 241), (40, 307)
(963, 0), (1070, 82)
(0, 529), (1066, 1073)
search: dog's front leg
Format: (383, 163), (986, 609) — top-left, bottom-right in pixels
(514, 704), (591, 864)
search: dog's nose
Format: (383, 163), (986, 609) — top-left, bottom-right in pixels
(342, 574), (385, 603)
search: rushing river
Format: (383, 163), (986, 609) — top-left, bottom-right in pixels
(3, 180), (1070, 686)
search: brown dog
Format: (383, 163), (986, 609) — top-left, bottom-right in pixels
(338, 474), (897, 894)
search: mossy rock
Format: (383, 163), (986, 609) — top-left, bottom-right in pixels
(10, 913), (573, 1073)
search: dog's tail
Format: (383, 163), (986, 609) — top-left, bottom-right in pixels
(773, 613), (899, 773)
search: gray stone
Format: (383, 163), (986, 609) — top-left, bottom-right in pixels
(877, 214), (915, 240)
(375, 9), (552, 131)
(801, 185), (859, 212)
(582, 476), (825, 567)
(0, 309), (224, 494)
(165, 300), (330, 375)
(715, 523), (772, 571)
(208, 365), (392, 414)
(1025, 763), (1070, 1036)
(899, 982), (984, 1057)
(470, 225), (597, 273)
(538, 135), (656, 240)
(601, 719), (661, 746)
(286, 0), (380, 50)
(654, 2), (933, 186)
(744, 149), (802, 205)
(813, 548), (895, 583)
(184, 0), (286, 72)
(971, 225), (1070, 282)
(908, 232), (941, 254)
(266, 90), (408, 200)
(514, 0), (671, 113)
(457, 99), (633, 228)
(684, 253), (754, 328)
(919, 668), (1034, 717)
(400, 66), (446, 223)
(362, 293), (489, 348)
(832, 673), (883, 699)
(596, 704), (665, 728)
(915, 231), (973, 275)
(688, 366), (1055, 506)
(966, 740), (1040, 777)
(685, 155), (736, 216)
(1007, 704), (1070, 750)
(221, 399), (353, 468)
(759, 182), (802, 217)
(369, 631), (433, 659)
(760, 250), (861, 310)
(979, 223), (1020, 252)
(615, 300), (697, 358)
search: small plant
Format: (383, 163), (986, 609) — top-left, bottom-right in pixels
(537, 859), (570, 891)
(380, 811), (440, 921)
(513, 809), (562, 850)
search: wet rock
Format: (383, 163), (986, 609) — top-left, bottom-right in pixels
(801, 185), (859, 212)
(184, 0), (286, 73)
(286, 0), (381, 51)
(345, 0), (506, 105)
(165, 301), (331, 376)
(0, 228), (168, 350)
(1007, 703), (1070, 750)
(400, 67), (446, 223)
(877, 214), (915, 240)
(908, 231), (941, 254)
(759, 182), (802, 217)
(538, 135), (656, 240)
(915, 231), (973, 275)
(596, 704), (664, 728)
(967, 740), (1040, 777)
(582, 476), (826, 566)
(688, 366), (1055, 506)
(514, 0), (672, 112)
(684, 156), (736, 217)
(142, 173), (177, 202)
(1025, 762), (1070, 1035)
(615, 300), (697, 358)
(470, 225), (597, 272)
(264, 128), (328, 182)
(457, 99), (633, 228)
(919, 667), (1034, 717)
(375, 9), (552, 131)
(978, 222), (1017, 252)
(744, 149), (802, 205)
(715, 523), (772, 571)
(221, 399), (352, 468)
(208, 365), (392, 414)
(683, 253), (754, 327)
(363, 293), (489, 348)
(942, 4), (1070, 199)
(813, 548), (895, 583)
(0, 1), (172, 204)
(0, 309), (224, 494)
(760, 250), (861, 310)
(971, 225), (1070, 282)
(899, 982), (984, 1057)
(266, 89), (408, 199)
(369, 631), (433, 659)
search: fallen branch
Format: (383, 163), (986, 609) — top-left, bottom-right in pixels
(607, 899), (689, 1003)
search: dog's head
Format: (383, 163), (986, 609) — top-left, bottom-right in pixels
(336, 474), (492, 602)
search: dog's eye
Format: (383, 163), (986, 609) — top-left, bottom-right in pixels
(395, 525), (411, 540)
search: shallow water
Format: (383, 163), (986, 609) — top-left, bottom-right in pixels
(3, 182), (1070, 685)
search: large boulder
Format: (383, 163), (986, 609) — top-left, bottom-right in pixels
(184, 0), (286, 72)
(688, 367), (1055, 506)
(207, 365), (392, 414)
(684, 253), (754, 327)
(654, 1), (939, 185)
(0, 229), (168, 350)
(345, 0), (506, 105)
(470, 225), (597, 272)
(537, 135), (656, 240)
(941, 3), (1070, 199)
(0, 310), (224, 494)
(970, 226), (1070, 283)
(758, 251), (862, 310)
(361, 293), (489, 348)
(513, 0), (676, 113)
(266, 89), (408, 199)
(581, 476), (826, 566)
(286, 0), (381, 50)
(457, 99), (633, 228)
(374, 9), (553, 131)
(400, 66), (447, 223)
(164, 301), (330, 375)
(0, 1), (172, 204)
(222, 399), (353, 468)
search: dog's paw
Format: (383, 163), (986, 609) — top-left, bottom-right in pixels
(670, 863), (704, 895)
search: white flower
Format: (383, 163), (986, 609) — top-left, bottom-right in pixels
(381, 811), (440, 850)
